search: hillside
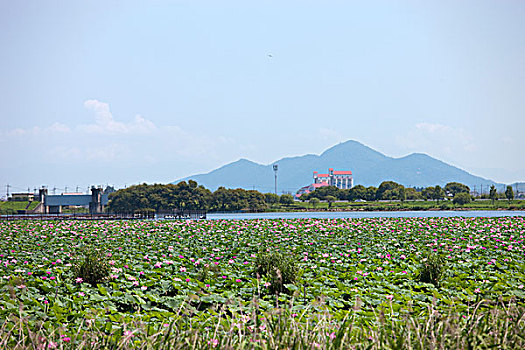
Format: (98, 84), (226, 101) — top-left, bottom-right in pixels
(175, 140), (502, 193)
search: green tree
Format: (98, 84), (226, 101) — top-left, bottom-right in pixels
(376, 181), (401, 200)
(264, 193), (279, 206)
(365, 186), (377, 201)
(489, 185), (497, 205)
(445, 182), (470, 197)
(453, 192), (471, 206)
(309, 197), (320, 209)
(405, 187), (422, 200)
(421, 187), (434, 201)
(306, 186), (342, 200)
(325, 195), (336, 209)
(210, 187), (230, 211)
(505, 185), (514, 204)
(432, 186), (445, 202)
(348, 185), (366, 201)
(375, 181), (406, 201)
(279, 194), (295, 206)
(396, 186), (406, 202)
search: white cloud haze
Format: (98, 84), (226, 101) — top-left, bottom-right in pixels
(81, 99), (156, 135)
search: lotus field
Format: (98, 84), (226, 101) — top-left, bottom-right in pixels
(1, 217), (525, 349)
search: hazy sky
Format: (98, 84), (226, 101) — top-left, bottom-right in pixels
(1, 0), (524, 196)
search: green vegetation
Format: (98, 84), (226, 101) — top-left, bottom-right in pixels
(278, 194), (295, 207)
(309, 197), (320, 209)
(506, 185), (515, 203)
(72, 247), (111, 286)
(490, 185), (498, 205)
(444, 182), (470, 196)
(107, 181), (212, 213)
(453, 192), (472, 206)
(416, 253), (445, 287)
(254, 249), (298, 294)
(1, 217), (524, 349)
(267, 199), (525, 212)
(0, 201), (40, 214)
(102, 180), (524, 214)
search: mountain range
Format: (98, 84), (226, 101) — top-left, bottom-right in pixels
(175, 140), (504, 194)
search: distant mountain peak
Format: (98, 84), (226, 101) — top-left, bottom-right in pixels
(401, 152), (431, 159)
(233, 158), (258, 164)
(174, 140), (499, 191)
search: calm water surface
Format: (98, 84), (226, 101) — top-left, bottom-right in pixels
(207, 210), (525, 220)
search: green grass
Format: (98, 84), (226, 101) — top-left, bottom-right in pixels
(2, 298), (524, 349)
(268, 199), (525, 212)
(0, 201), (40, 214)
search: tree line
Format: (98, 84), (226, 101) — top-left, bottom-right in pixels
(106, 181), (296, 213)
(301, 181), (470, 202)
(106, 181), (515, 213)
(301, 181), (514, 206)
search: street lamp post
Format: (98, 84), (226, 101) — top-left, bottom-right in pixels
(273, 164), (278, 195)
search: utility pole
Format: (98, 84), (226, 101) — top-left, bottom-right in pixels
(273, 164), (278, 195)
(6, 184), (10, 198)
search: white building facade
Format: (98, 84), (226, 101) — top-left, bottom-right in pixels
(313, 168), (353, 189)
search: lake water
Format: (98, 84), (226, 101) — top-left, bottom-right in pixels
(207, 210), (525, 220)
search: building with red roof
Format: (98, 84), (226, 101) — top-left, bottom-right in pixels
(295, 168), (353, 198)
(313, 168), (353, 189)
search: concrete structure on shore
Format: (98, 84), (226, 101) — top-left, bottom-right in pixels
(10, 193), (35, 201)
(39, 187), (108, 214)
